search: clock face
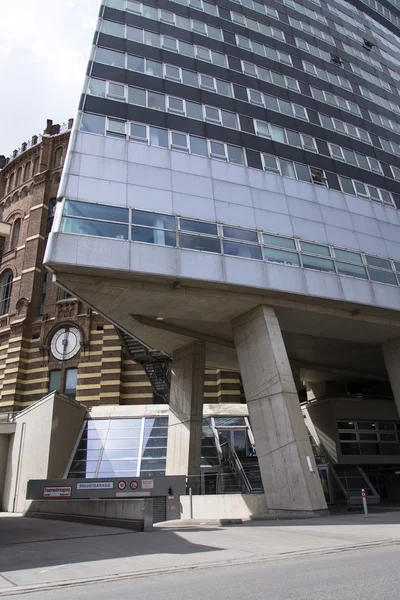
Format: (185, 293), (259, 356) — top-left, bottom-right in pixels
(50, 326), (81, 361)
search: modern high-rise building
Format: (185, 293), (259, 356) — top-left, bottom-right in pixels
(44, 0), (400, 515)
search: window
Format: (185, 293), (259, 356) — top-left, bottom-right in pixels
(23, 162), (30, 182)
(0, 271), (13, 316)
(80, 113), (106, 135)
(49, 370), (61, 393)
(32, 157), (40, 175)
(65, 368), (78, 400)
(131, 209), (176, 246)
(338, 420), (400, 456)
(15, 168), (22, 187)
(52, 173), (61, 185)
(8, 173), (14, 192)
(10, 219), (21, 250)
(62, 200), (129, 240)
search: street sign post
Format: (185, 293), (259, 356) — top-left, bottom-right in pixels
(361, 488), (368, 518)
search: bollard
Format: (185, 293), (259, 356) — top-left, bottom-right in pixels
(189, 487), (193, 519)
(361, 488), (368, 518)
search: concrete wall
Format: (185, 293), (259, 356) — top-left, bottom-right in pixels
(181, 494), (268, 520)
(2, 393), (87, 513)
(0, 433), (11, 508)
(304, 396), (400, 465)
(26, 498), (153, 531)
(48, 395), (86, 478)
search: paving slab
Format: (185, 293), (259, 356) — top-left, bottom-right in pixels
(0, 512), (400, 595)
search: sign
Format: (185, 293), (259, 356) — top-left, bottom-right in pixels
(142, 479), (154, 490)
(130, 481), (138, 490)
(42, 486), (72, 498)
(77, 482), (114, 490)
(361, 489), (367, 498)
(117, 481), (127, 491)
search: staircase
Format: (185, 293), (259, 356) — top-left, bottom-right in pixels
(219, 467), (242, 493)
(239, 456), (264, 492)
(116, 328), (171, 403)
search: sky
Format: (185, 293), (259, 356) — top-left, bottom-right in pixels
(0, 0), (100, 157)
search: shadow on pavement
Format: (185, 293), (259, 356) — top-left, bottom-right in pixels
(0, 515), (223, 574)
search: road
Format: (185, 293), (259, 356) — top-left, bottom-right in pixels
(7, 544), (399, 600)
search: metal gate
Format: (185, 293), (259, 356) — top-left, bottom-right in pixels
(153, 496), (167, 523)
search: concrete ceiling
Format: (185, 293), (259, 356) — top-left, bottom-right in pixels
(53, 267), (399, 380)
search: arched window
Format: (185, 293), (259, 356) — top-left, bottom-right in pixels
(0, 271), (13, 316)
(10, 219), (21, 250)
(15, 168), (22, 187)
(12, 193), (18, 203)
(54, 147), (63, 168)
(23, 162), (31, 182)
(33, 157), (40, 175)
(8, 173), (14, 192)
(21, 187), (28, 198)
(52, 172), (61, 185)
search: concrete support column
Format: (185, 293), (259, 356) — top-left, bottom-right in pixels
(382, 338), (400, 417)
(165, 342), (205, 491)
(232, 305), (327, 516)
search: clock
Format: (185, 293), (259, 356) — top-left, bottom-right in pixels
(50, 326), (81, 361)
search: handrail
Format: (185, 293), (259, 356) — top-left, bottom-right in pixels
(220, 441), (252, 493)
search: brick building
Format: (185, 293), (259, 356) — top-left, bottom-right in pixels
(0, 120), (243, 411)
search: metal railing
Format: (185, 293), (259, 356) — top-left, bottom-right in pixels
(186, 472), (248, 495)
(220, 441), (252, 494)
(0, 412), (18, 423)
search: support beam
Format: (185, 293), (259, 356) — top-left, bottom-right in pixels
(232, 305), (328, 516)
(165, 342), (205, 493)
(382, 338), (400, 417)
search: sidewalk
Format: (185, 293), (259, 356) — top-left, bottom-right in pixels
(1, 511), (400, 596)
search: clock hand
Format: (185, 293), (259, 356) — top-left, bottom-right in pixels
(62, 329), (70, 358)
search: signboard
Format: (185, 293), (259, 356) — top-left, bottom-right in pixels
(130, 481), (138, 490)
(142, 479), (154, 490)
(42, 486), (72, 498)
(361, 489), (367, 498)
(117, 481), (127, 490)
(77, 482), (114, 491)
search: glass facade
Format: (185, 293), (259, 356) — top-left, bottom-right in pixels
(68, 417), (168, 478)
(73, 0), (400, 211)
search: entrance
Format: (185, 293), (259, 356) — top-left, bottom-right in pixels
(318, 464), (333, 503)
(217, 428), (251, 457)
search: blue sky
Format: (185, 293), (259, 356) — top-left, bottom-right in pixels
(0, 0), (100, 156)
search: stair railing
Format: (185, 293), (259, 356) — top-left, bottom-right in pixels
(220, 441), (252, 494)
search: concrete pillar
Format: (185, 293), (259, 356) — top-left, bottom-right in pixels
(382, 338), (400, 417)
(165, 342), (205, 492)
(232, 305), (328, 516)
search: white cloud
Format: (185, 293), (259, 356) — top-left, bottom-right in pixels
(0, 0), (100, 157)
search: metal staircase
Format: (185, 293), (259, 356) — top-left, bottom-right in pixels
(116, 328), (171, 403)
(239, 456), (263, 492)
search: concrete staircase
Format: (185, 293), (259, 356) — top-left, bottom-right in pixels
(239, 456), (264, 492)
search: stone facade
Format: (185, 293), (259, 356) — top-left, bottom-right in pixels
(0, 120), (244, 411)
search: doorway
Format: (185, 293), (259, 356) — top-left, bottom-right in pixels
(217, 428), (251, 457)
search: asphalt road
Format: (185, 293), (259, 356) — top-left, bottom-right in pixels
(7, 544), (399, 600)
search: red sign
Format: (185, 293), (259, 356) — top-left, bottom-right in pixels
(130, 481), (138, 490)
(117, 481), (126, 491)
(361, 489), (366, 498)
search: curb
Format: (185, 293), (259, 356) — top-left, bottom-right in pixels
(1, 537), (399, 597)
